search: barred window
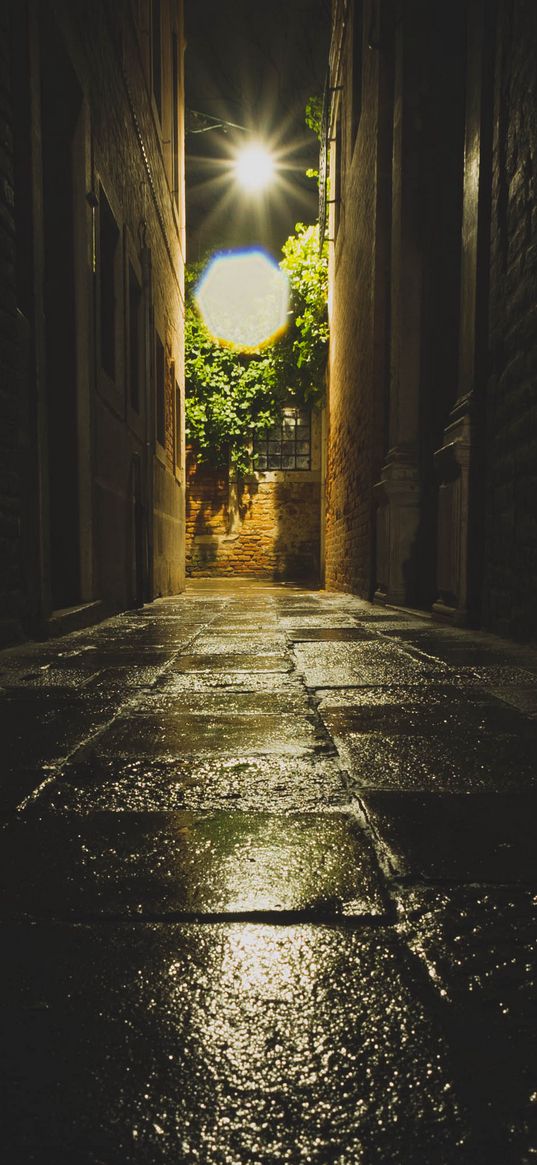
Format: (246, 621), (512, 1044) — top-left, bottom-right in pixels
(254, 407), (311, 471)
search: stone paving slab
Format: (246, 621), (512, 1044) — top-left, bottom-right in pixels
(395, 886), (537, 1161)
(0, 662), (103, 690)
(135, 690), (312, 716)
(315, 684), (501, 711)
(452, 664), (537, 687)
(206, 614), (280, 625)
(0, 767), (56, 813)
(361, 791), (537, 883)
(0, 812), (387, 919)
(408, 643), (537, 671)
(294, 642), (451, 687)
(490, 686), (537, 715)
(330, 731), (537, 792)
(355, 618), (430, 630)
(285, 627), (377, 642)
(170, 653), (292, 673)
(395, 885), (537, 1009)
(0, 921), (471, 1164)
(281, 614), (366, 628)
(373, 627), (471, 642)
(62, 648), (178, 664)
(74, 619), (205, 641)
(154, 670), (299, 693)
(188, 634), (288, 655)
(0, 694), (123, 776)
(30, 754), (350, 813)
(0, 653), (174, 692)
(321, 702), (536, 736)
(90, 710), (325, 759)
(200, 625), (281, 637)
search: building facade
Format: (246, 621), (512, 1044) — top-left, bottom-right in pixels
(325, 0), (537, 640)
(1, 0), (185, 644)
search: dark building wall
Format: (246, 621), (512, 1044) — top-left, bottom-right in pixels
(325, 0), (466, 602)
(0, 1), (24, 643)
(325, 0), (537, 642)
(4, 0), (185, 639)
(484, 0), (537, 638)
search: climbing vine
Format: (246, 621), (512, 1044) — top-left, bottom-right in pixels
(185, 222), (328, 475)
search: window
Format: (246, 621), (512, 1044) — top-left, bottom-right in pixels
(151, 0), (162, 120)
(333, 114), (342, 238)
(175, 378), (181, 467)
(171, 31), (180, 206)
(99, 187), (119, 379)
(254, 407), (311, 471)
(155, 331), (165, 446)
(128, 262), (142, 412)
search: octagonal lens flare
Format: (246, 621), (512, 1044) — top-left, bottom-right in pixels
(195, 249), (289, 351)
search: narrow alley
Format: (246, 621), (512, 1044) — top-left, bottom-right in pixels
(0, 580), (536, 1162)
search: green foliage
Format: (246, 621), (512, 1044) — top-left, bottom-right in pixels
(185, 223), (328, 476)
(305, 94), (323, 141)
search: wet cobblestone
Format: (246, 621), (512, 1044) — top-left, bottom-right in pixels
(0, 579), (536, 1163)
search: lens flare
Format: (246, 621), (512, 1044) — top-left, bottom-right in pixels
(195, 249), (289, 351)
(234, 144), (275, 192)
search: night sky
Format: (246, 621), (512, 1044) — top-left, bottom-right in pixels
(185, 0), (330, 263)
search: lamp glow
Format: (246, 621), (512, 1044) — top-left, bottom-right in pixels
(234, 144), (275, 192)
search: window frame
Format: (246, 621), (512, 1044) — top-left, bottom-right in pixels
(253, 406), (312, 473)
(154, 326), (166, 451)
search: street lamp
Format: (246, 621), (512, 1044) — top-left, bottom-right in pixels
(187, 110), (276, 193)
(233, 143), (275, 193)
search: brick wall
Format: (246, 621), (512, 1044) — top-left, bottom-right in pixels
(324, 3), (388, 597)
(483, 0), (537, 639)
(186, 458), (321, 581)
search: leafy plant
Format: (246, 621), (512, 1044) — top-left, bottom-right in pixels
(185, 223), (328, 476)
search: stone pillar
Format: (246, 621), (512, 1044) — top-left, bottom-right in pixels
(433, 0), (494, 624)
(374, 1), (422, 605)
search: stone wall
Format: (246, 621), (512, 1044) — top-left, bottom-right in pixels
(186, 461), (321, 581)
(483, 0), (537, 638)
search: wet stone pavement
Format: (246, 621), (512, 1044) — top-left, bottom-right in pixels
(0, 581), (536, 1164)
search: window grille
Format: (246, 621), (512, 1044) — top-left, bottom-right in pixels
(253, 407), (311, 471)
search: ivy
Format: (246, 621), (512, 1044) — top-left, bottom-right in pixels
(185, 222), (328, 476)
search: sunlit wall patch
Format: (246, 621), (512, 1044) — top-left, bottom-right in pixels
(194, 249), (289, 352)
